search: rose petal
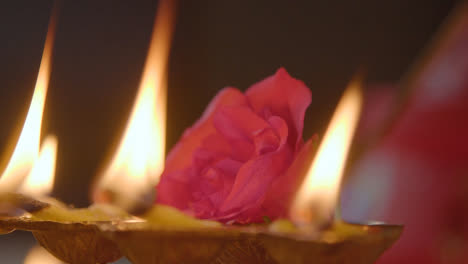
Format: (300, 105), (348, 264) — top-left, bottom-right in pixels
(246, 68), (312, 150)
(219, 118), (292, 220)
(191, 197), (215, 218)
(252, 116), (289, 155)
(213, 105), (278, 160)
(158, 88), (247, 208)
(253, 128), (279, 155)
(212, 158), (243, 178)
(157, 169), (194, 210)
(199, 133), (254, 164)
(262, 137), (317, 218)
(163, 88), (248, 175)
(268, 116), (289, 147)
(200, 134), (232, 157)
(217, 150), (291, 221)
(213, 105), (271, 141)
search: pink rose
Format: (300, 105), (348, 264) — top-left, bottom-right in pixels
(156, 68), (314, 223)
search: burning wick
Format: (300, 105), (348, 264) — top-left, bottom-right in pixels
(94, 0), (176, 212)
(290, 78), (363, 228)
(0, 5), (58, 196)
(18, 136), (58, 197)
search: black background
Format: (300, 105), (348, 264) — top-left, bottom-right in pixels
(0, 0), (459, 206)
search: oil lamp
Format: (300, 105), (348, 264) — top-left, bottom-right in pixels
(0, 8), (125, 264)
(0, 0), (402, 263)
(98, 76), (402, 264)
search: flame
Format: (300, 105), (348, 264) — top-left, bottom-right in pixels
(23, 246), (62, 264)
(0, 13), (56, 192)
(291, 79), (363, 224)
(19, 135), (58, 196)
(96, 0), (175, 204)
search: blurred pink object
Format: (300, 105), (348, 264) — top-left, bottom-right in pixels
(157, 68), (315, 223)
(343, 6), (468, 264)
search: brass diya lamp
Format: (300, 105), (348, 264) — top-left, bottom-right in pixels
(93, 76), (402, 264)
(98, 208), (401, 264)
(0, 1), (402, 263)
(0, 7), (125, 264)
(0, 193), (126, 264)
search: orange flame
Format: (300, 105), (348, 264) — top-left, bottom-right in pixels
(95, 0), (175, 206)
(291, 80), (363, 224)
(0, 12), (56, 193)
(19, 135), (58, 196)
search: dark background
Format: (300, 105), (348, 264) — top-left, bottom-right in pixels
(0, 0), (459, 206)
